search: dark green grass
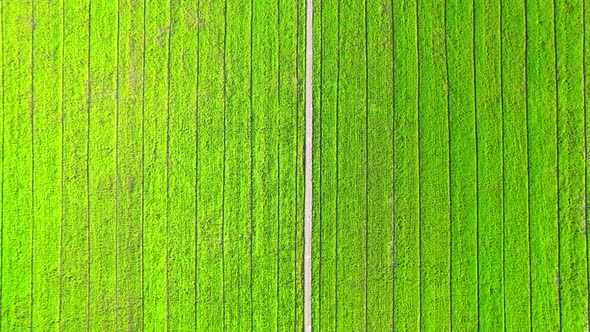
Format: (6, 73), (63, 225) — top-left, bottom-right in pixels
(556, 0), (588, 329)
(475, 0), (504, 329)
(447, 0), (478, 329)
(502, 0), (530, 329)
(366, 0), (394, 330)
(527, 0), (560, 329)
(313, 0), (590, 330)
(418, 0), (450, 328)
(225, 0), (252, 329)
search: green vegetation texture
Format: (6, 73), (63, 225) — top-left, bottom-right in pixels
(0, 0), (304, 330)
(312, 0), (590, 330)
(4, 0), (590, 330)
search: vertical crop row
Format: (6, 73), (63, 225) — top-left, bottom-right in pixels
(32, 0), (62, 329)
(116, 0), (144, 329)
(2, 0), (33, 330)
(366, 0), (394, 330)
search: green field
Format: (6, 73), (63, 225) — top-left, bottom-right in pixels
(1, 0), (304, 330)
(3, 0), (590, 330)
(312, 0), (590, 330)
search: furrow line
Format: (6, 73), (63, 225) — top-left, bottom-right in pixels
(472, 0), (480, 327)
(585, 0), (590, 325)
(85, 1), (91, 329)
(29, 1), (35, 329)
(58, 0), (65, 328)
(444, 0), (452, 327)
(390, 0), (396, 328)
(221, 0), (227, 328)
(141, 0), (146, 328)
(248, 0), (254, 327)
(499, 1), (507, 329)
(0, 0), (4, 327)
(524, 0), (533, 327)
(165, 0), (172, 328)
(194, 0), (200, 328)
(552, 0), (562, 326)
(333, 0), (340, 327)
(415, 0), (422, 327)
(114, 0), (120, 328)
(363, 0), (369, 329)
(304, 0), (313, 328)
(276, 0), (282, 329)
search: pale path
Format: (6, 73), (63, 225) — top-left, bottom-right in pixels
(304, 0), (313, 329)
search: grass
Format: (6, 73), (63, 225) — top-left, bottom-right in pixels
(3, 0), (590, 330)
(0, 0), (304, 330)
(313, 0), (590, 330)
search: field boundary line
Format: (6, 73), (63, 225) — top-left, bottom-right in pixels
(303, 0), (312, 328)
(115, 0), (120, 327)
(275, 0), (281, 329)
(141, 0), (147, 328)
(165, 0), (172, 328)
(29, 1), (36, 329)
(552, 0), (562, 327)
(584, 0), (590, 327)
(86, 1), (91, 329)
(363, 0), (369, 330)
(59, 0), (66, 328)
(443, 0), (452, 327)
(416, 0), (423, 328)
(472, 0), (480, 327)
(334, 2), (340, 329)
(193, 0), (200, 328)
(248, 0), (254, 327)
(390, 0), (396, 328)
(524, 0), (533, 327)
(221, 0), (227, 328)
(0, 0), (4, 326)
(499, 1), (507, 329)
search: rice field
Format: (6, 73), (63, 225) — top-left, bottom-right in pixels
(2, 0), (590, 330)
(1, 0), (304, 330)
(312, 0), (590, 330)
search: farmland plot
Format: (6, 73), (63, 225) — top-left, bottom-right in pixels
(3, 0), (590, 330)
(0, 0), (304, 330)
(312, 0), (590, 330)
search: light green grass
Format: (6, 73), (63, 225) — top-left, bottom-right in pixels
(3, 0), (34, 330)
(33, 0), (61, 329)
(61, 0), (90, 329)
(5, 0), (590, 330)
(1, 0), (304, 330)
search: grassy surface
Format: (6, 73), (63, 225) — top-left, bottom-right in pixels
(1, 0), (304, 330)
(313, 0), (590, 330)
(4, 0), (590, 329)
(3, 0), (33, 330)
